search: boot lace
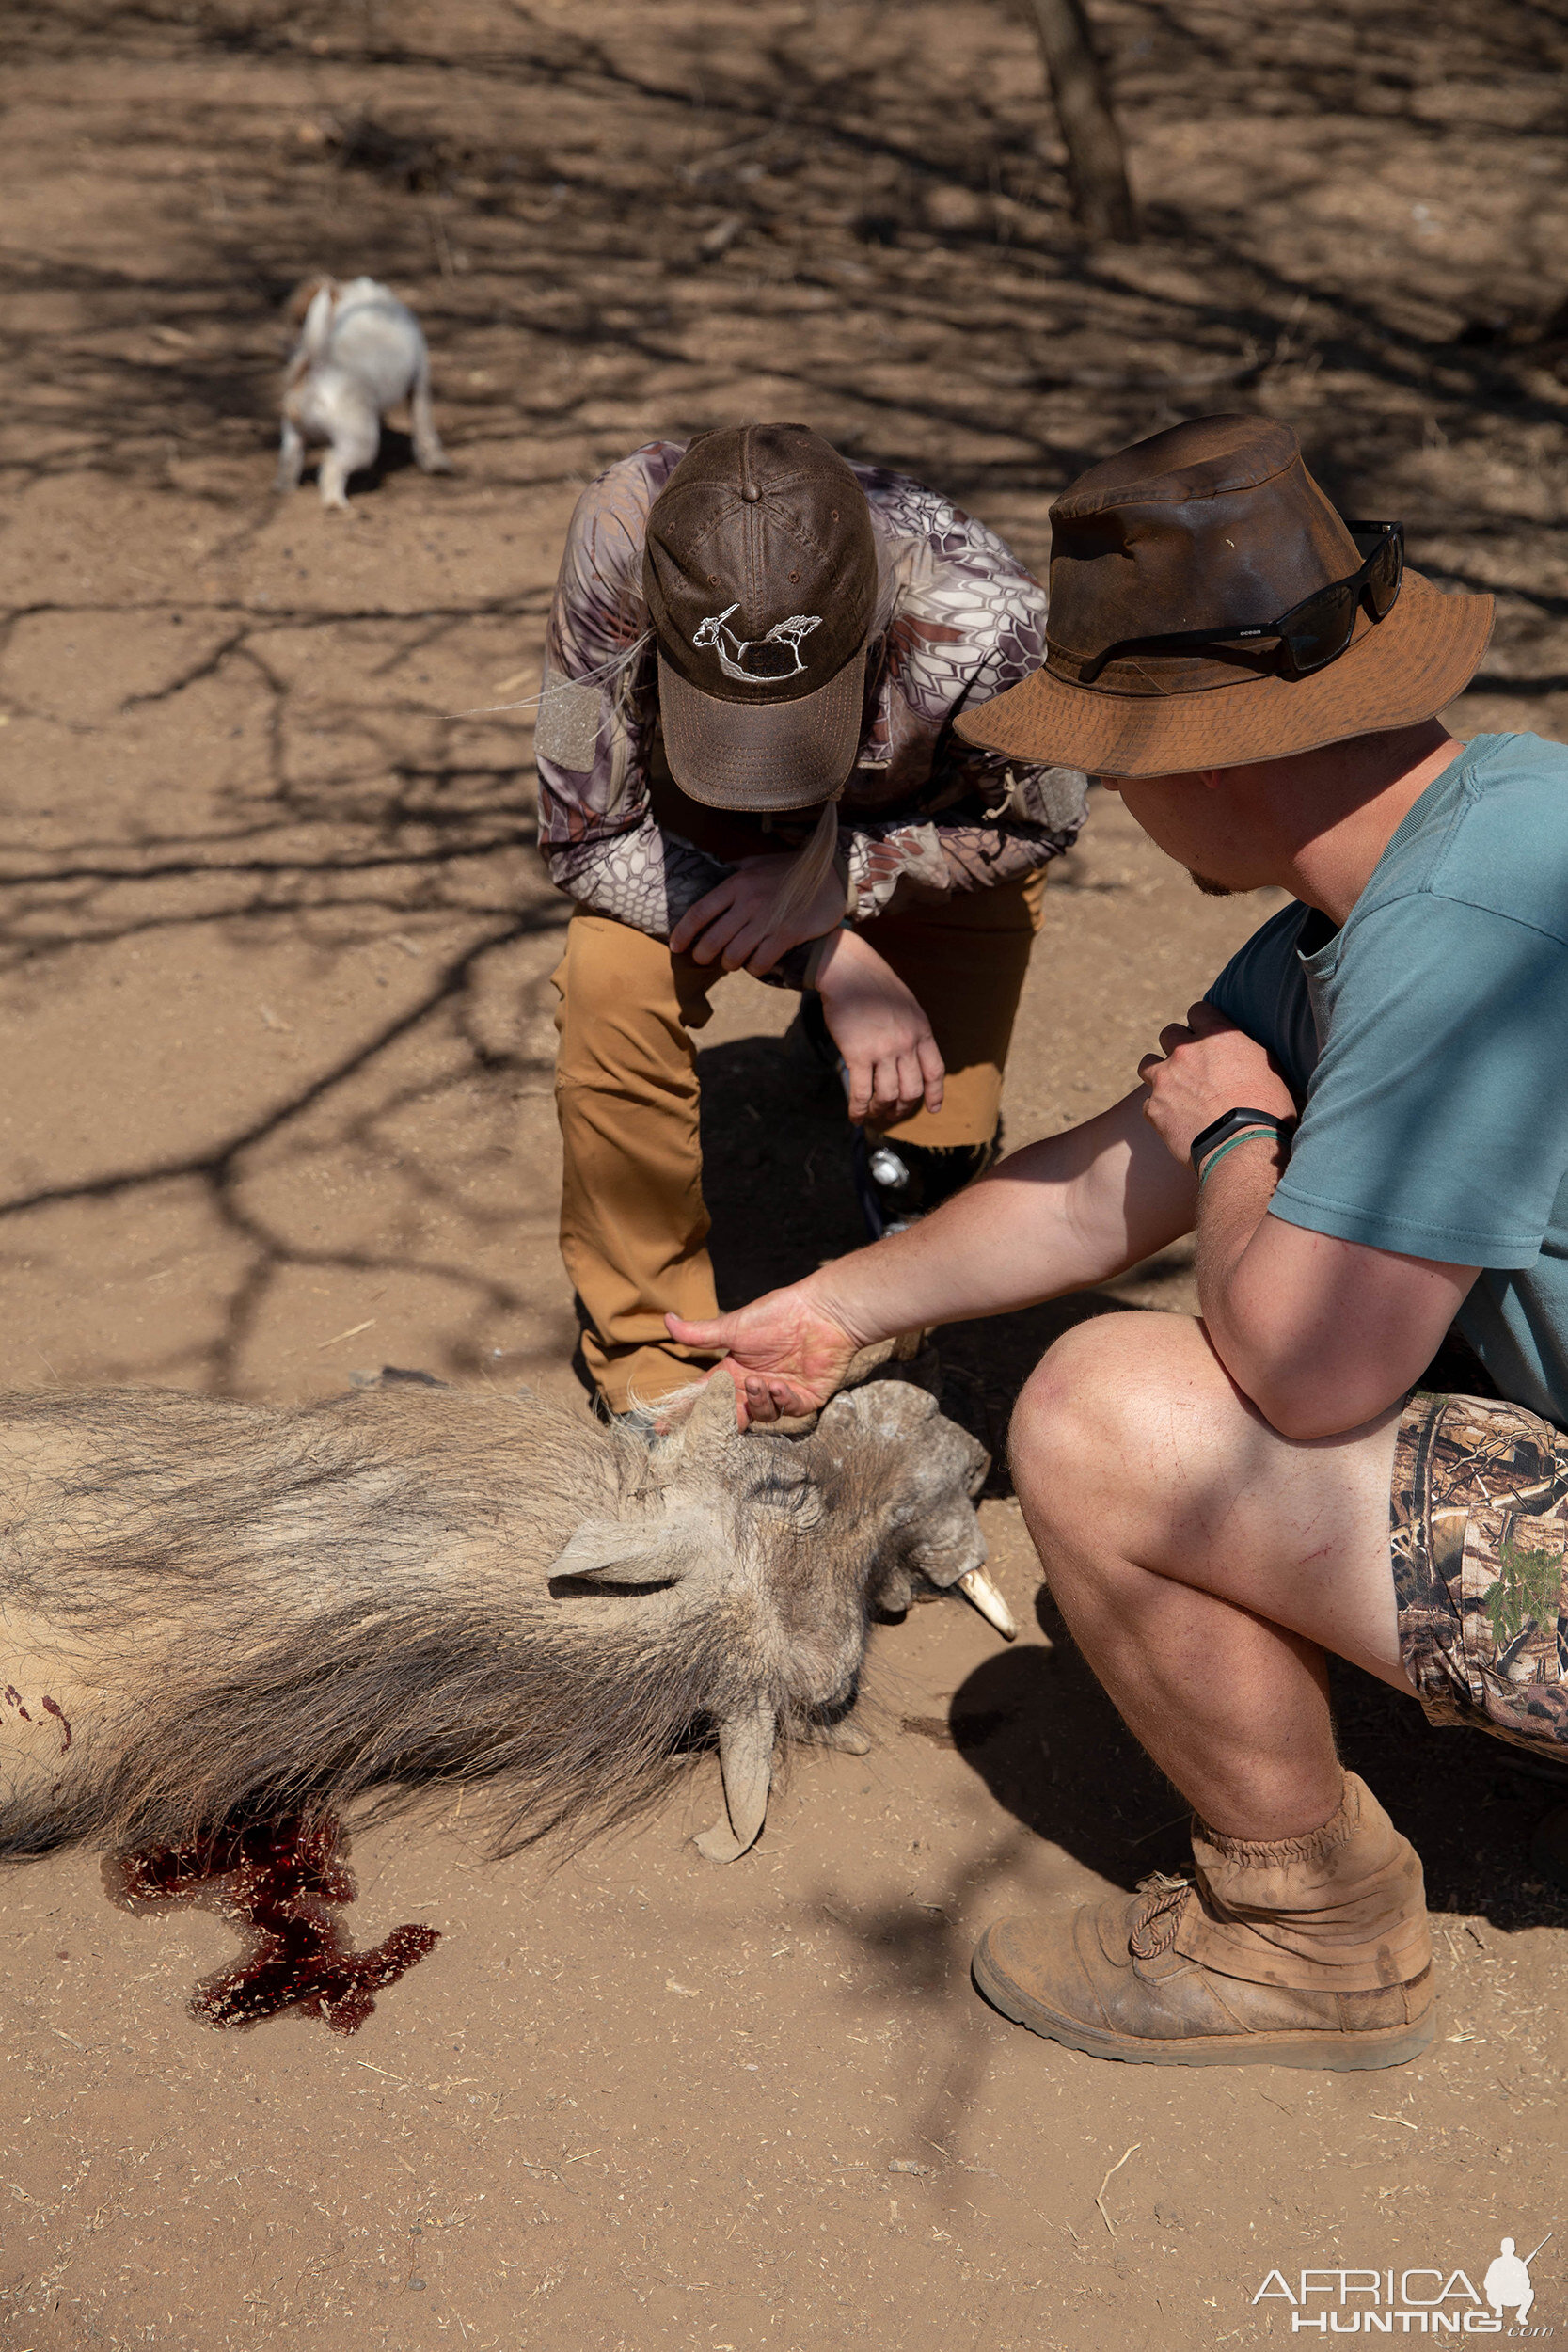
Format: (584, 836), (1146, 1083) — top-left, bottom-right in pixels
(1129, 1871), (1194, 1960)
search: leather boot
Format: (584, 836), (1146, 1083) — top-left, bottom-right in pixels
(972, 1773), (1435, 2070)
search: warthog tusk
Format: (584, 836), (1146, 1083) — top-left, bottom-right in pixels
(957, 1565), (1017, 1641)
(694, 1702), (775, 1863)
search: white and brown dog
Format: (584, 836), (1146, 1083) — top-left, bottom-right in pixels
(277, 276), (451, 511)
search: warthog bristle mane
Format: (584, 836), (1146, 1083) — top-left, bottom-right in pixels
(30, 1598), (766, 1863)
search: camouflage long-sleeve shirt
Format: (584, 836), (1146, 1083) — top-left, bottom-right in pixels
(534, 441), (1085, 963)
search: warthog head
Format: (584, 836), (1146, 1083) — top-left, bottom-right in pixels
(555, 1375), (991, 1859)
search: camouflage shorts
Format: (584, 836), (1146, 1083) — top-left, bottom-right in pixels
(1391, 1391), (1568, 1753)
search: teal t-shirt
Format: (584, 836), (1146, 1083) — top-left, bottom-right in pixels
(1207, 734), (1568, 1430)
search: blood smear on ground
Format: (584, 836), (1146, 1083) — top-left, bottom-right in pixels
(108, 1813), (439, 2033)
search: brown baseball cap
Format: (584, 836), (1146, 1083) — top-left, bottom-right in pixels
(642, 423), (879, 810)
(955, 415), (1493, 777)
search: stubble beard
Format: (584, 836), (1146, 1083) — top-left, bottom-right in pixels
(1187, 870), (1237, 898)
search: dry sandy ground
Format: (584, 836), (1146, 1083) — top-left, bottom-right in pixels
(2, 1), (1568, 2344)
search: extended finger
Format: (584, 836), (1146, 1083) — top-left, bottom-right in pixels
(685, 904), (751, 966)
(666, 1311), (733, 1346)
(916, 1032), (945, 1116)
(894, 1050), (925, 1117)
(752, 1374), (813, 1423)
(743, 930), (790, 977)
(868, 1057), (903, 1123)
(719, 915), (773, 971)
(725, 910), (792, 974)
(670, 882), (736, 955)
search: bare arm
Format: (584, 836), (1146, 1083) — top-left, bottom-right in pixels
(669, 865), (947, 1125)
(1142, 1005), (1477, 1440)
(668, 1087), (1196, 1422)
(1193, 1149), (1474, 1439)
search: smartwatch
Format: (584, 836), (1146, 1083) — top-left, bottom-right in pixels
(1188, 1107), (1296, 1179)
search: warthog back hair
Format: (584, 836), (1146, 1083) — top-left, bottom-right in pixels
(0, 1374), (990, 1864)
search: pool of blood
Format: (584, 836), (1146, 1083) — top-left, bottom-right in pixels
(108, 1815), (439, 2034)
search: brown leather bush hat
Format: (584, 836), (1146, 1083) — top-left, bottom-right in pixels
(643, 423), (878, 810)
(956, 415), (1493, 777)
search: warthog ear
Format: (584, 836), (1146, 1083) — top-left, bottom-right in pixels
(694, 1702), (776, 1864)
(546, 1506), (721, 1592)
(647, 1372), (741, 1458)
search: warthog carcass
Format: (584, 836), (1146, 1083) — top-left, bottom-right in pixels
(0, 1372), (1002, 1869)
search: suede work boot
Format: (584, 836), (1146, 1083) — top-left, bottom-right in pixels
(972, 1773), (1435, 2070)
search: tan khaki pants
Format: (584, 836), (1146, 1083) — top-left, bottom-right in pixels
(552, 873), (1046, 1410)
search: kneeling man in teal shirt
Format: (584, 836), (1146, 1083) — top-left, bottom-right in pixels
(669, 413), (1560, 2071)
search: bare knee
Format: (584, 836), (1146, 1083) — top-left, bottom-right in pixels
(1008, 1311), (1193, 1564)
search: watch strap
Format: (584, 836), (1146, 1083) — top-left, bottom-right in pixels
(1189, 1106), (1296, 1178)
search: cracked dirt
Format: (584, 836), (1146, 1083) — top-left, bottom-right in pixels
(1, 0), (1566, 2344)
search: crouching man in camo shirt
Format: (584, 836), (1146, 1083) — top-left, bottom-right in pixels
(535, 421), (1085, 1415)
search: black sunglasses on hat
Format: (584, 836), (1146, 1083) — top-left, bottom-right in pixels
(1073, 520), (1403, 688)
